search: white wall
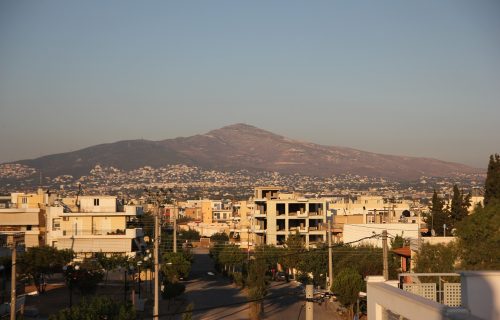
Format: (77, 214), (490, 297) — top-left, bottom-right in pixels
(367, 277), (449, 320)
(79, 196), (116, 213)
(343, 224), (419, 247)
(461, 271), (500, 320)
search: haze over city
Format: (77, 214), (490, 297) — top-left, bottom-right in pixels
(1, 1), (500, 168)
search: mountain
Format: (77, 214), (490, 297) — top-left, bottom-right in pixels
(6, 123), (482, 180)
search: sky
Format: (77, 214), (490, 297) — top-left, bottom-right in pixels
(0, 1), (499, 168)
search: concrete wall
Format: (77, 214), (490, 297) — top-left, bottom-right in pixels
(367, 276), (449, 320)
(422, 237), (456, 246)
(79, 196), (116, 213)
(461, 271), (500, 320)
(343, 224), (419, 247)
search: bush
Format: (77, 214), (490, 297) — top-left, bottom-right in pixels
(210, 232), (229, 243)
(233, 271), (245, 288)
(49, 296), (135, 320)
(332, 267), (363, 319)
(162, 281), (186, 300)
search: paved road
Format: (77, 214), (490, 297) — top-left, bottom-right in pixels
(183, 247), (250, 320)
(182, 247), (342, 320)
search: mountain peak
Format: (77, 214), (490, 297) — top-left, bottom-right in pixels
(7, 124), (483, 180)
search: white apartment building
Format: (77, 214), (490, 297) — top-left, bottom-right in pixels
(45, 196), (145, 257)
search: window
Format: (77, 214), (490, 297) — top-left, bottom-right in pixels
(94, 198), (100, 206)
(63, 216), (69, 221)
(52, 218), (61, 230)
(22, 197), (28, 204)
(367, 216), (375, 223)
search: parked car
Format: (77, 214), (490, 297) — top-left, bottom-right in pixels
(275, 272), (287, 281)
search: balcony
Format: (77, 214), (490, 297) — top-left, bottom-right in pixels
(253, 211), (267, 218)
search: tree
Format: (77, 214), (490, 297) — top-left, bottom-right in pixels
(219, 244), (245, 274)
(281, 231), (304, 274)
(298, 244), (328, 288)
(182, 303), (194, 320)
(161, 252), (191, 283)
(484, 154), (500, 206)
(390, 234), (405, 250)
(331, 267), (363, 319)
(449, 184), (471, 229)
(179, 229), (201, 241)
(70, 259), (105, 295)
(455, 200), (500, 270)
(48, 296), (135, 320)
(210, 232), (229, 243)
(19, 246), (73, 293)
(425, 190), (450, 236)
(414, 243), (457, 274)
(95, 253), (129, 283)
(247, 259), (267, 320)
(161, 281), (186, 300)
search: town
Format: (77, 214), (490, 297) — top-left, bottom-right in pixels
(0, 154), (498, 319)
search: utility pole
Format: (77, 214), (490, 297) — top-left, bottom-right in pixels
(305, 284), (314, 320)
(382, 230), (388, 281)
(327, 219), (333, 291)
(10, 244), (16, 320)
(153, 200), (160, 319)
(173, 204), (177, 253)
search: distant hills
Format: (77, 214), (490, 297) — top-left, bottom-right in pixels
(6, 123), (483, 180)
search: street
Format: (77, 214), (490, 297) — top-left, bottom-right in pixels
(180, 247), (342, 320)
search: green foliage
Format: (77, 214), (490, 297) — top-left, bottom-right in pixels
(19, 246), (73, 293)
(424, 190), (451, 236)
(161, 252), (191, 283)
(456, 200), (500, 270)
(449, 184), (471, 228)
(182, 303), (194, 320)
(95, 253), (129, 280)
(484, 154), (500, 206)
(390, 235), (405, 249)
(246, 260), (267, 301)
(333, 245), (383, 279)
(298, 244), (328, 287)
(232, 271), (245, 288)
(179, 229), (201, 241)
(48, 296), (135, 320)
(332, 267), (363, 313)
(254, 244), (282, 270)
(414, 243), (457, 273)
(219, 244), (245, 271)
(210, 232), (229, 243)
(282, 231), (305, 270)
(129, 212), (155, 239)
(64, 259), (104, 295)
(161, 280), (186, 300)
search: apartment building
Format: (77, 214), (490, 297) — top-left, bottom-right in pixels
(0, 189), (53, 248)
(251, 187), (328, 248)
(45, 195), (145, 258)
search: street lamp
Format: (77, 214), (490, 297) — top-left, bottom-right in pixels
(137, 261), (142, 298)
(63, 264), (79, 308)
(143, 256), (149, 296)
(0, 265), (5, 304)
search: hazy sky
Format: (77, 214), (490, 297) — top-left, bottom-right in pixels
(1, 1), (499, 168)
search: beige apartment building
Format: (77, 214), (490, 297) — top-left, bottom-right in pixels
(45, 196), (145, 257)
(252, 187), (328, 248)
(0, 189), (54, 248)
